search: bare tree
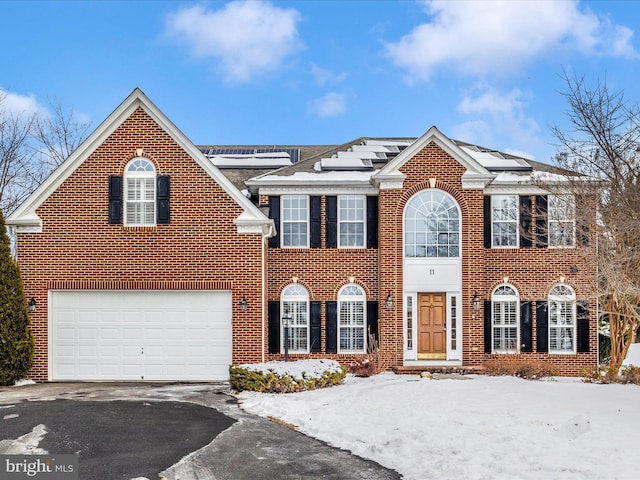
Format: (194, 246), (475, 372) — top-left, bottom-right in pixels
(0, 91), (37, 214)
(33, 96), (91, 173)
(0, 91), (91, 214)
(550, 71), (640, 370)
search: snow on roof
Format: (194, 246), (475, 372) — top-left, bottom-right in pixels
(207, 151), (293, 169)
(459, 146), (532, 171)
(257, 169), (377, 183)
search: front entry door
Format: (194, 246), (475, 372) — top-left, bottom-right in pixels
(418, 293), (446, 359)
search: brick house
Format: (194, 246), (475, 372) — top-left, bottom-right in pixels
(7, 89), (597, 382)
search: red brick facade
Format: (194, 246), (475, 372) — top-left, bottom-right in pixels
(15, 107), (265, 381)
(9, 91), (598, 381)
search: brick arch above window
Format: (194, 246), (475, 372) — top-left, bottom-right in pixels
(400, 181), (469, 216)
(332, 279), (373, 299)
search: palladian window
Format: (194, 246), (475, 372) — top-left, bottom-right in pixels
(404, 190), (460, 258)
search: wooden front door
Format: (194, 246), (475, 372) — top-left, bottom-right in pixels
(418, 293), (447, 359)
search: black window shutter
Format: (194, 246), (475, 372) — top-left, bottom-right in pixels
(577, 300), (590, 352)
(520, 301), (533, 352)
(575, 197), (590, 247)
(366, 196), (379, 249)
(579, 222), (590, 247)
(157, 175), (170, 225)
(483, 196), (492, 248)
(326, 301), (338, 353)
(268, 301), (281, 354)
(536, 301), (548, 352)
(108, 176), (123, 224)
(325, 196), (337, 248)
(484, 300), (492, 354)
(310, 196), (321, 248)
(535, 195), (548, 248)
(367, 301), (379, 344)
(519, 196), (532, 248)
(268, 196), (280, 248)
(310, 301), (321, 353)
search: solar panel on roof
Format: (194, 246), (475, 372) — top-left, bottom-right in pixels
(201, 147), (300, 163)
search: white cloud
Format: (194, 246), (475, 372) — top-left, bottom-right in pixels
(309, 63), (348, 86)
(452, 87), (540, 159)
(308, 92), (346, 118)
(0, 88), (47, 118)
(385, 0), (638, 82)
(164, 1), (302, 83)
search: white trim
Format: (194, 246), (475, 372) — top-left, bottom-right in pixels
(403, 189), (461, 259)
(490, 195), (519, 248)
(281, 194), (310, 248)
(281, 284), (310, 354)
(491, 284), (520, 354)
(255, 186), (379, 196)
(337, 195), (366, 249)
(7, 88), (271, 235)
(373, 126), (494, 190)
(337, 284), (367, 354)
(548, 284), (577, 354)
(124, 158), (156, 227)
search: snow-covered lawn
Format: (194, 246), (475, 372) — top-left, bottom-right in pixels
(238, 369), (640, 480)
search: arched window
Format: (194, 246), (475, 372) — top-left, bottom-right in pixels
(281, 284), (309, 353)
(338, 284), (366, 353)
(549, 284), (576, 353)
(404, 190), (460, 258)
(491, 284), (519, 353)
(124, 158), (156, 226)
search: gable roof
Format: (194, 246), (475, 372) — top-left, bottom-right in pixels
(7, 88), (272, 235)
(372, 126), (494, 189)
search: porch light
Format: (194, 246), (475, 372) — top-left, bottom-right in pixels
(385, 291), (393, 310)
(239, 297), (248, 311)
(472, 292), (481, 311)
(27, 297), (36, 313)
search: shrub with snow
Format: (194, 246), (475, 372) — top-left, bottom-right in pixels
(229, 359), (346, 393)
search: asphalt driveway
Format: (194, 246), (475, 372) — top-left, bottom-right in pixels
(1, 399), (234, 479)
(0, 383), (401, 480)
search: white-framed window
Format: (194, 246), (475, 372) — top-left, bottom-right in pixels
(338, 195), (365, 248)
(124, 158), (156, 226)
(281, 195), (309, 248)
(492, 195), (518, 247)
(404, 189), (460, 258)
(338, 284), (366, 353)
(492, 285), (519, 353)
(548, 195), (575, 248)
(549, 284), (576, 353)
(281, 284), (309, 353)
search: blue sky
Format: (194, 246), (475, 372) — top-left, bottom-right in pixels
(2, 0), (639, 163)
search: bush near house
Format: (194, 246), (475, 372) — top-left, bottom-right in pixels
(229, 360), (346, 393)
(0, 211), (34, 386)
(580, 365), (640, 385)
(483, 358), (558, 379)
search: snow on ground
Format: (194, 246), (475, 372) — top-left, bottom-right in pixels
(238, 371), (640, 480)
(623, 343), (640, 367)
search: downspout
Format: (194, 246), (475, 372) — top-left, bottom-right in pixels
(262, 231), (268, 363)
(261, 220), (275, 363)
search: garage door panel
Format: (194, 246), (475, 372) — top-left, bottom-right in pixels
(51, 290), (232, 381)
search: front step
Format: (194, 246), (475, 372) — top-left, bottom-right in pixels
(392, 365), (484, 375)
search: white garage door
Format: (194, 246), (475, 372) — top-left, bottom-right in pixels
(50, 290), (232, 381)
